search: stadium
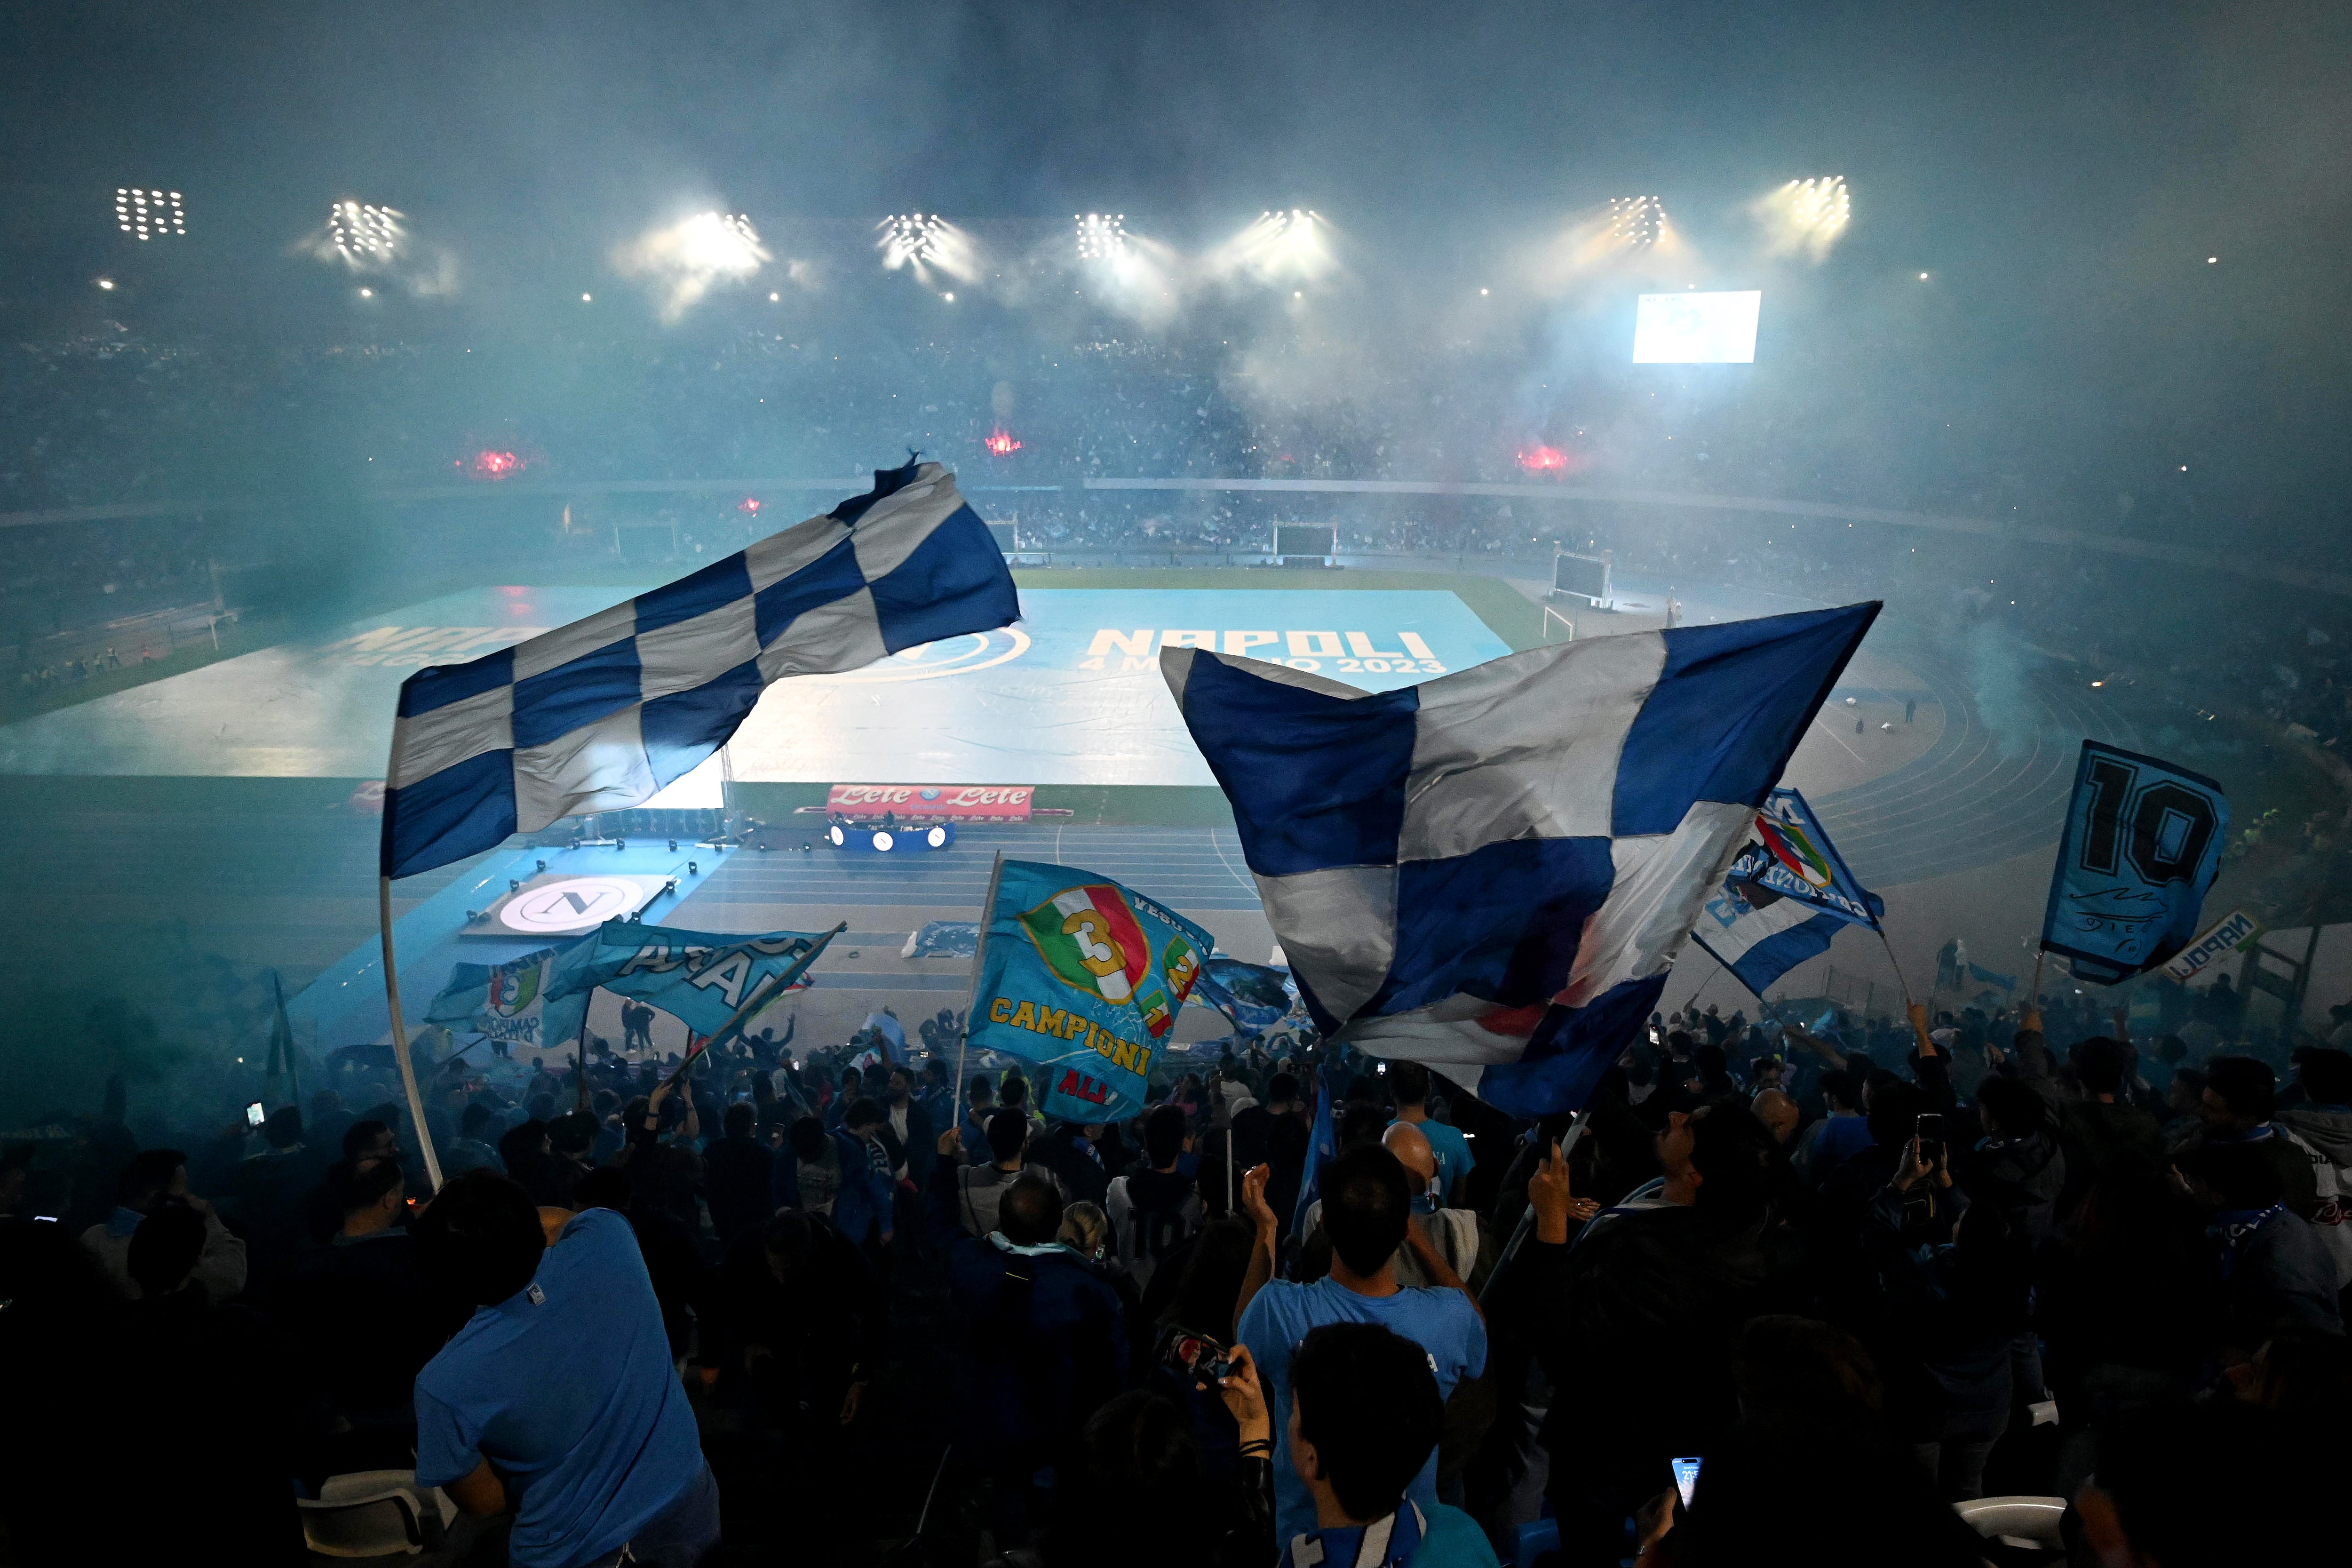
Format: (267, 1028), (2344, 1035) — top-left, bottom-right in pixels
(1, 4), (2348, 1565)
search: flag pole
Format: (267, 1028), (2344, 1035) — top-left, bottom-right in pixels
(1876, 926), (1914, 1007)
(275, 970), (300, 1114)
(575, 990), (594, 1115)
(955, 852), (1008, 1146)
(663, 923), (846, 1088)
(379, 875), (445, 1191)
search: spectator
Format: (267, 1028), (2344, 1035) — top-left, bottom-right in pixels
(411, 1170), (719, 1568)
(882, 1066), (937, 1185)
(707, 1207), (884, 1557)
(704, 1099), (776, 1249)
(442, 1100), (504, 1177)
(2278, 1045), (2352, 1290)
(952, 1106), (1067, 1238)
(1515, 1106), (1800, 1563)
(2184, 1056), (2324, 1223)
(574, 1163), (720, 1365)
(1234, 1143), (1487, 1548)
(2173, 1139), (2342, 1345)
(1107, 1103), (1202, 1283)
(1966, 1073), (2066, 1240)
(1029, 1117), (1114, 1207)
(927, 1130), (1128, 1546)
(1280, 1321), (1499, 1565)
(775, 1107), (895, 1254)
(1862, 1135), (2042, 1499)
(962, 1073), (999, 1154)
(228, 1104), (326, 1284)
(1041, 1379), (1277, 1568)
(111, 1204), (306, 1563)
(80, 1146), (246, 1302)
(277, 1155), (439, 1474)
(1789, 1067), (1872, 1186)
(1387, 1060), (1473, 1204)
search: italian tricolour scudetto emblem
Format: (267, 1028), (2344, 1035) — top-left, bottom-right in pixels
(1019, 884), (1201, 1038)
(1757, 811), (1835, 888)
(487, 961), (542, 1018)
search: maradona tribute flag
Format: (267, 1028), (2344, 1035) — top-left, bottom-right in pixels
(968, 860), (1214, 1122)
(2041, 740), (2227, 985)
(1165, 603), (1878, 1118)
(381, 460), (1020, 878)
(1693, 788), (1884, 998)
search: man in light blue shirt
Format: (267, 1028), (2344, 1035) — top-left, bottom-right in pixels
(1387, 1061), (1474, 1205)
(1236, 1143), (1486, 1548)
(411, 1171), (715, 1568)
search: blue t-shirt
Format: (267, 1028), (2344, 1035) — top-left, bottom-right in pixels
(414, 1207), (704, 1568)
(1237, 1275), (1487, 1547)
(1811, 1113), (1875, 1173)
(1393, 1117), (1473, 1202)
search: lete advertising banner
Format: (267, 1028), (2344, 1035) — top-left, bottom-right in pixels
(965, 859), (1212, 1121)
(827, 784), (1034, 821)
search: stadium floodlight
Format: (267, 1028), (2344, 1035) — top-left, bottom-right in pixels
(1075, 213), (1128, 262)
(327, 200), (404, 264)
(1752, 177), (1850, 261)
(613, 209), (769, 322)
(1202, 207), (1335, 287)
(114, 187), (186, 240)
(881, 212), (946, 268)
(1604, 196), (1666, 248)
(878, 212), (979, 282)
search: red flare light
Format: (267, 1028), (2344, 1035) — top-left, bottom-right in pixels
(738, 496), (762, 513)
(985, 429), (1021, 456)
(471, 449), (523, 479)
(1517, 445), (1569, 473)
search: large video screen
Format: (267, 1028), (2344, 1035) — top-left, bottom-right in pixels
(1632, 290), (1762, 364)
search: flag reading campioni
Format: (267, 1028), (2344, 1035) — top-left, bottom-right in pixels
(967, 860), (1214, 1122)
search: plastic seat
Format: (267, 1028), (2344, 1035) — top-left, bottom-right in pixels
(1955, 1495), (2066, 1550)
(296, 1469), (451, 1558)
(1513, 1516), (1560, 1567)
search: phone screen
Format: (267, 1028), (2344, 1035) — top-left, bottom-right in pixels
(1915, 1113), (1945, 1162)
(245, 1100), (266, 1128)
(1672, 1457), (1702, 1509)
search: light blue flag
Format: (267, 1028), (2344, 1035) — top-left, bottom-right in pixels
(542, 921), (831, 1040)
(966, 860), (1215, 1123)
(425, 946), (589, 1054)
(1293, 1070), (1339, 1236)
(2042, 741), (2228, 985)
(1193, 957), (1300, 1037)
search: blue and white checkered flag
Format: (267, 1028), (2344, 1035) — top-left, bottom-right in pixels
(381, 460), (1018, 878)
(1162, 603), (1878, 1117)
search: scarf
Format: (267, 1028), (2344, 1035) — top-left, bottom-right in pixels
(2211, 1204), (2287, 1280)
(1289, 1501), (1427, 1568)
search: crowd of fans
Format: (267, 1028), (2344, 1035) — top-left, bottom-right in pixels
(0, 979), (2344, 1567)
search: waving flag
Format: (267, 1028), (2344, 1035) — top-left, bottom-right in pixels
(1693, 788), (1883, 997)
(2041, 740), (2227, 984)
(541, 921), (833, 1039)
(1164, 603), (1877, 1118)
(426, 945), (588, 1053)
(1193, 957), (1301, 1038)
(969, 859), (1215, 1122)
(380, 461), (1020, 878)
